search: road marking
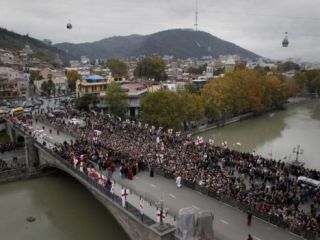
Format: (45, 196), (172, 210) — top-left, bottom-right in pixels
(219, 219), (229, 225)
(150, 184), (157, 188)
(169, 194), (176, 199)
(253, 236), (262, 240)
(192, 205), (200, 210)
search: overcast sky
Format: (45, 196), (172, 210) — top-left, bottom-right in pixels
(1, 0), (320, 62)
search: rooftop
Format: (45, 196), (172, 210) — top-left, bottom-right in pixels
(85, 75), (105, 82)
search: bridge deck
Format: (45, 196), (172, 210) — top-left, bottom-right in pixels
(29, 119), (304, 240)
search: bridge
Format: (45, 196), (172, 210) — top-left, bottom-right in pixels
(4, 119), (316, 240)
(4, 120), (176, 240)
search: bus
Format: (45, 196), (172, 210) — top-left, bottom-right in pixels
(0, 109), (6, 118)
(10, 107), (24, 117)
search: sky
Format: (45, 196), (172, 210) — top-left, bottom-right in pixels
(1, 0), (320, 62)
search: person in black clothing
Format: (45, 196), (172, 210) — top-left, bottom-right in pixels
(247, 212), (253, 226)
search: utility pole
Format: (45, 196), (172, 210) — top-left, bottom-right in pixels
(293, 145), (303, 166)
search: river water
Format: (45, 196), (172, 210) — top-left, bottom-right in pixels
(198, 100), (320, 170)
(0, 173), (130, 240)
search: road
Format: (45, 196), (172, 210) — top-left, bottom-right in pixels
(28, 111), (304, 240)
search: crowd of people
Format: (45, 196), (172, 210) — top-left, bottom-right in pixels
(0, 142), (24, 153)
(24, 110), (320, 234)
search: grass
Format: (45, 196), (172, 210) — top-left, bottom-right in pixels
(0, 134), (11, 143)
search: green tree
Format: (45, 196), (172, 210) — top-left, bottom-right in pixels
(140, 89), (181, 129)
(40, 80), (55, 95)
(66, 70), (81, 90)
(104, 82), (128, 118)
(107, 59), (128, 79)
(134, 57), (167, 82)
(187, 64), (207, 74)
(277, 61), (300, 72)
(76, 94), (98, 111)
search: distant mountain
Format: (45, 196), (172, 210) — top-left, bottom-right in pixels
(55, 29), (259, 60)
(0, 27), (69, 64)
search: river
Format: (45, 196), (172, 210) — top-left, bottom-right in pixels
(198, 100), (320, 169)
(0, 173), (130, 240)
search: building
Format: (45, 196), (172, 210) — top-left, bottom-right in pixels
(0, 74), (18, 97)
(121, 83), (148, 118)
(224, 58), (236, 73)
(76, 75), (110, 98)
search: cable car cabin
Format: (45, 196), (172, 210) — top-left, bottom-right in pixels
(66, 23), (72, 29)
(282, 32), (289, 47)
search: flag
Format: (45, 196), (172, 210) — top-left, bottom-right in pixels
(121, 188), (128, 207)
(156, 209), (166, 223)
(139, 199), (144, 215)
(110, 181), (115, 194)
(157, 127), (163, 135)
(94, 129), (102, 136)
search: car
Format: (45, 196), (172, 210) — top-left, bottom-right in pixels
(52, 109), (66, 117)
(55, 105), (66, 111)
(68, 118), (86, 127)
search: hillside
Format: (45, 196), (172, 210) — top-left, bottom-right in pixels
(55, 29), (259, 60)
(0, 27), (70, 64)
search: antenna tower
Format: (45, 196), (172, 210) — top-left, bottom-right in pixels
(194, 0), (198, 31)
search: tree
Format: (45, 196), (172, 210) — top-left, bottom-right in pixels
(141, 89), (182, 129)
(201, 69), (289, 120)
(178, 90), (204, 130)
(40, 80), (55, 95)
(277, 61), (300, 72)
(134, 57), (167, 82)
(187, 64), (207, 74)
(76, 94), (98, 111)
(104, 82), (128, 118)
(107, 59), (128, 79)
(67, 70), (81, 90)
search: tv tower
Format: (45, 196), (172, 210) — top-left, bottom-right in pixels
(194, 0), (198, 31)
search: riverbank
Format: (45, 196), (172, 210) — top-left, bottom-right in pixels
(0, 167), (57, 185)
(190, 96), (316, 136)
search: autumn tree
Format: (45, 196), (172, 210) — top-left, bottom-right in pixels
(178, 90), (205, 130)
(134, 57), (167, 82)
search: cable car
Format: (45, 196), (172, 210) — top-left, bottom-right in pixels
(282, 32), (289, 47)
(66, 20), (72, 30)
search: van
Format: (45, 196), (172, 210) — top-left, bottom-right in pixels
(297, 176), (320, 189)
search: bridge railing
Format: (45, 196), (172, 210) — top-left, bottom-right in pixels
(34, 141), (157, 227)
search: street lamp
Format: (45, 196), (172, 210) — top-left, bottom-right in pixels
(292, 145), (304, 166)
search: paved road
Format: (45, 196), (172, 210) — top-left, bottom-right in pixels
(29, 118), (304, 240)
(113, 171), (302, 240)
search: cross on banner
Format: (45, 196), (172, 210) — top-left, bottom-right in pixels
(156, 209), (166, 223)
(121, 188), (129, 207)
